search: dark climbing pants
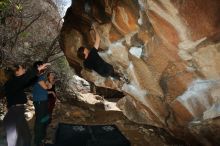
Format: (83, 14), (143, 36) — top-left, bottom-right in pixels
(33, 100), (49, 146)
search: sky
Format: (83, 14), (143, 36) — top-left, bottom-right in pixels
(53, 0), (72, 18)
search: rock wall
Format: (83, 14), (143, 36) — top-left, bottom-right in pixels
(60, 0), (220, 144)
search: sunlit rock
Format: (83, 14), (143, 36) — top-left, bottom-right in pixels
(60, 0), (220, 144)
(192, 43), (220, 79)
(203, 87), (220, 120)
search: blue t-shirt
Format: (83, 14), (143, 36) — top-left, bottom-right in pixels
(32, 74), (48, 101)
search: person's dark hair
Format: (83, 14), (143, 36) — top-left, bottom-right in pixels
(77, 46), (86, 60)
(33, 61), (43, 69)
(10, 63), (26, 73)
(47, 72), (55, 78)
(33, 61), (44, 74)
(11, 64), (21, 72)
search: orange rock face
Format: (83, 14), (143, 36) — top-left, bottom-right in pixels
(60, 0), (220, 144)
(148, 10), (180, 47)
(172, 0), (220, 40)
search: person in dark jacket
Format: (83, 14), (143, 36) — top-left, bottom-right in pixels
(77, 23), (120, 79)
(3, 62), (50, 146)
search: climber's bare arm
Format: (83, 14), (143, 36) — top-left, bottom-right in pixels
(92, 23), (100, 50)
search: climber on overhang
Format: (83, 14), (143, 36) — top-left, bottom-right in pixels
(77, 22), (121, 80)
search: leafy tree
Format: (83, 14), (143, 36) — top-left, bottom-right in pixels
(0, 0), (62, 67)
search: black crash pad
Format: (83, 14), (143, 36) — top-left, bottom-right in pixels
(52, 123), (131, 146)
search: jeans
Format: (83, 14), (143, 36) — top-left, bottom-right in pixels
(3, 105), (31, 146)
(33, 100), (49, 146)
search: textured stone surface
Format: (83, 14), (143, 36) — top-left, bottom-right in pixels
(192, 43), (220, 79)
(60, 0), (220, 144)
(189, 118), (220, 146)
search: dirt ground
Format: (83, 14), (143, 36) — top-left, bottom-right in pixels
(43, 99), (186, 146)
(0, 98), (186, 146)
